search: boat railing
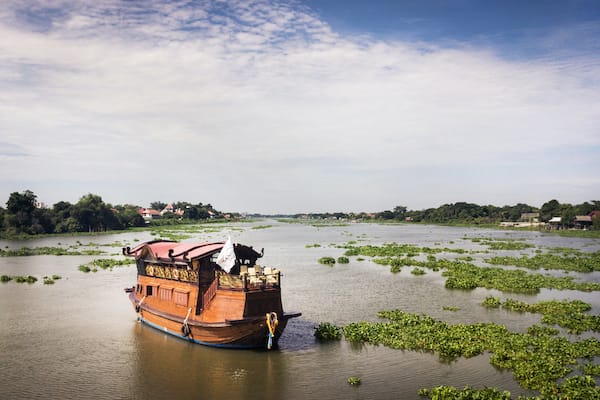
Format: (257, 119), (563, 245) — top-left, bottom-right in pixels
(144, 264), (198, 283)
(203, 276), (218, 306)
(217, 266), (280, 291)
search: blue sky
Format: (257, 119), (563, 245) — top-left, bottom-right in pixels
(0, 0), (599, 213)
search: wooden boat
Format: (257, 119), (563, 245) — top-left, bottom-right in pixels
(123, 239), (300, 349)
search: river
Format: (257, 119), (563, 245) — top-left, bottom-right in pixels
(1, 220), (599, 399)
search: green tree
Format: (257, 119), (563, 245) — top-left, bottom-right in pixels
(52, 201), (75, 233)
(393, 205), (407, 219)
(4, 190), (37, 234)
(540, 199), (561, 222)
(114, 204), (146, 228)
(72, 194), (121, 232)
(150, 201), (166, 211)
(31, 207), (54, 234)
(377, 210), (395, 219)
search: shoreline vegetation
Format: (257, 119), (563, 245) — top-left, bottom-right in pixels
(1, 190), (599, 239)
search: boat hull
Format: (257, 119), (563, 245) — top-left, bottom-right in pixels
(130, 292), (297, 349)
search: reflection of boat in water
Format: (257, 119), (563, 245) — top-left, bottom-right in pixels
(123, 239), (300, 349)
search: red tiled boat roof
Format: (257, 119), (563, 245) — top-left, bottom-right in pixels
(125, 240), (224, 263)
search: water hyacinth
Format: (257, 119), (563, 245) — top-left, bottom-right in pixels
(318, 257), (336, 265)
(314, 322), (342, 341)
(347, 376), (361, 386)
(0, 246), (105, 257)
(340, 310), (600, 396)
(482, 297), (600, 334)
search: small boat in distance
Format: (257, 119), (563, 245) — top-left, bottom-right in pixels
(123, 239), (300, 349)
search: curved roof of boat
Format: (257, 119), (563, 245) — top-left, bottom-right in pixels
(126, 240), (224, 262)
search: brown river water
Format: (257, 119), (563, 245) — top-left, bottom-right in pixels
(1, 221), (599, 399)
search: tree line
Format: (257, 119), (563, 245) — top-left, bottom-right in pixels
(0, 190), (226, 236)
(2, 190), (599, 236)
(295, 200), (600, 229)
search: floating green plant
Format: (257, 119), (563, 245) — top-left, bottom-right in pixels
(465, 237), (533, 251)
(482, 297), (600, 334)
(78, 258), (133, 273)
(78, 265), (91, 273)
(347, 377), (361, 386)
(442, 306), (460, 312)
(485, 251), (600, 273)
(305, 244), (322, 248)
(318, 257), (336, 265)
(90, 258), (133, 270)
(418, 385), (511, 399)
(14, 275), (37, 283)
(482, 296), (501, 308)
(337, 256), (350, 264)
(583, 363), (600, 376)
(341, 309), (600, 397)
(411, 267), (426, 275)
(252, 225), (272, 230)
(442, 262), (600, 293)
(314, 322), (342, 341)
(0, 246), (105, 257)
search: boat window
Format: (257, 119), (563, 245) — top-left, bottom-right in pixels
(146, 285), (154, 296)
(159, 286), (173, 302)
(174, 290), (189, 307)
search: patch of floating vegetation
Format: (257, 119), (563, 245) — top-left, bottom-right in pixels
(337, 256), (350, 264)
(79, 241), (129, 248)
(584, 363), (600, 376)
(482, 297), (600, 334)
(442, 306), (460, 312)
(343, 243), (473, 258)
(411, 267), (426, 275)
(347, 377), (361, 386)
(464, 237), (534, 251)
(43, 274), (61, 285)
(78, 258), (134, 273)
(333, 309), (600, 398)
(485, 251), (600, 273)
(419, 385), (511, 399)
(314, 322), (342, 341)
(1, 275), (37, 283)
(305, 244), (321, 248)
(252, 225), (273, 230)
(343, 243), (600, 292)
(0, 246), (105, 257)
(318, 257), (336, 266)
(149, 231), (192, 241)
(442, 262), (600, 293)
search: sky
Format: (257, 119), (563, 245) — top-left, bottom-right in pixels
(1, 0), (599, 214)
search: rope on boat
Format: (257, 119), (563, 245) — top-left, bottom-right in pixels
(181, 307), (192, 337)
(135, 295), (146, 313)
(266, 312), (278, 350)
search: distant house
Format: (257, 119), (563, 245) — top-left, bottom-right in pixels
(161, 203), (184, 217)
(574, 215), (593, 230)
(520, 213), (540, 223)
(547, 216), (562, 230)
(138, 208), (161, 221)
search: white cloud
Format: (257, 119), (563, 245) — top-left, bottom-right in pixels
(0, 0), (599, 212)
